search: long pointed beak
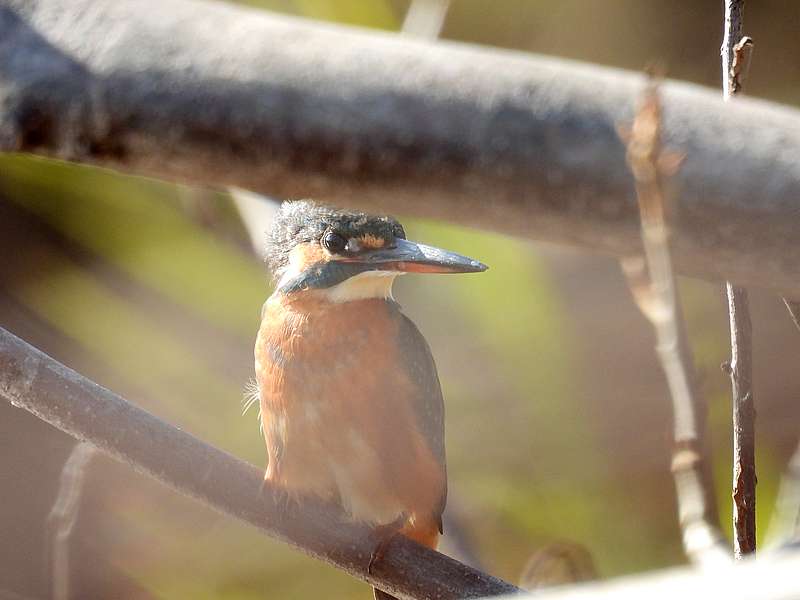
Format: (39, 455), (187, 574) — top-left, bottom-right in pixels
(347, 238), (487, 274)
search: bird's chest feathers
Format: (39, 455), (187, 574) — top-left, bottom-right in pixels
(256, 295), (405, 413)
(255, 291), (444, 526)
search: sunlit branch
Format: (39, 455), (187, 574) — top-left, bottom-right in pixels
(0, 327), (519, 600)
(4, 0), (800, 293)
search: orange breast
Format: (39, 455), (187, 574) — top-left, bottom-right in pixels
(255, 293), (444, 545)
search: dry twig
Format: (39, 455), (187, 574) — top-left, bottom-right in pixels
(619, 77), (729, 566)
(721, 1), (756, 559)
(45, 443), (97, 600)
(401, 0), (451, 40)
(0, 327), (518, 600)
(783, 300), (800, 333)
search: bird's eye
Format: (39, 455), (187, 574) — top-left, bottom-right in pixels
(393, 224), (406, 240)
(322, 230), (347, 253)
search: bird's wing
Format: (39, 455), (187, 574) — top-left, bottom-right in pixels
(395, 311), (447, 533)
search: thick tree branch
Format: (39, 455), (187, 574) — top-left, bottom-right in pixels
(3, 0), (800, 294)
(620, 79), (728, 566)
(0, 327), (519, 600)
(720, 4), (756, 559)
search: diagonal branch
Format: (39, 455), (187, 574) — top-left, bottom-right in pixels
(619, 77), (729, 566)
(5, 0), (800, 293)
(0, 327), (519, 600)
(783, 300), (800, 333)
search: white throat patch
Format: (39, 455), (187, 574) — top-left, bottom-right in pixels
(322, 270), (400, 303)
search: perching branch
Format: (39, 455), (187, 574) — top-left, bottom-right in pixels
(619, 78), (729, 566)
(5, 1), (800, 294)
(0, 327), (520, 600)
(721, 5), (756, 559)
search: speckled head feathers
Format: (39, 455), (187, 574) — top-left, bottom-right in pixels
(266, 201), (406, 279)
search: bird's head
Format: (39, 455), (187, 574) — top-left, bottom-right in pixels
(266, 201), (487, 302)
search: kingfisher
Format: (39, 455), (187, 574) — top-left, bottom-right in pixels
(253, 201), (486, 599)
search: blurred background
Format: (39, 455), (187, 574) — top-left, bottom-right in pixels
(2, 1), (800, 598)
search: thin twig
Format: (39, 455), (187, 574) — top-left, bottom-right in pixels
(783, 299), (800, 333)
(0, 327), (519, 600)
(619, 76), (729, 566)
(723, 286), (756, 558)
(721, 3), (747, 97)
(721, 1), (757, 559)
(45, 443), (97, 600)
(401, 0), (450, 40)
(227, 187), (281, 260)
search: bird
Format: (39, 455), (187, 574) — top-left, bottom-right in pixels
(253, 200), (487, 599)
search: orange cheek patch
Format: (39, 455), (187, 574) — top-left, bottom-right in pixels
(359, 234), (386, 249)
(287, 242), (327, 272)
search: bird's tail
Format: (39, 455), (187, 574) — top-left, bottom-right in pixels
(373, 587), (398, 600)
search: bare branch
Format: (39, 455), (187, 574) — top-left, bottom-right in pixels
(720, 1), (756, 559)
(783, 300), (800, 333)
(729, 36), (754, 95)
(619, 78), (729, 566)
(401, 0), (450, 40)
(4, 1), (800, 293)
(721, 2), (746, 97)
(0, 327), (518, 600)
(45, 442), (97, 600)
(723, 286), (756, 558)
(228, 188), (280, 260)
